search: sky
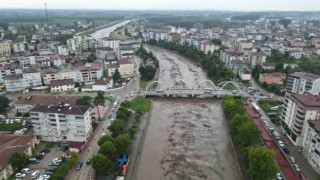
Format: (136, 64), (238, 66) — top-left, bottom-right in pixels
(1, 0), (320, 11)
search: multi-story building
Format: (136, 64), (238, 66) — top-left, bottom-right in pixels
(220, 50), (245, 69)
(75, 62), (103, 82)
(23, 68), (42, 88)
(248, 52), (267, 68)
(168, 33), (181, 42)
(67, 36), (82, 52)
(4, 75), (25, 92)
(96, 47), (114, 61)
(118, 46), (134, 58)
(42, 68), (59, 85)
(200, 42), (218, 54)
(101, 37), (119, 51)
(30, 105), (92, 142)
(286, 72), (320, 95)
(0, 40), (12, 54)
(58, 69), (78, 82)
(13, 42), (25, 53)
(281, 93), (320, 146)
(50, 79), (75, 92)
(118, 58), (134, 78)
(302, 120), (320, 173)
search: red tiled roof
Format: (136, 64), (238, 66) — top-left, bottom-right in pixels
(289, 72), (320, 80)
(70, 141), (84, 149)
(16, 95), (82, 106)
(290, 93), (320, 107)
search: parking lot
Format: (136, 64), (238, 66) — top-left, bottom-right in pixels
(14, 145), (65, 179)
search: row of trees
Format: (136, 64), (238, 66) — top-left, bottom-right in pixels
(136, 44), (159, 81)
(147, 39), (234, 82)
(223, 96), (279, 180)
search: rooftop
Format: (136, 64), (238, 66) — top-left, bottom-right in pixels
(289, 72), (320, 80)
(30, 105), (91, 115)
(16, 95), (81, 106)
(94, 77), (112, 85)
(290, 93), (320, 107)
(308, 120), (320, 133)
(50, 79), (74, 87)
(119, 58), (133, 65)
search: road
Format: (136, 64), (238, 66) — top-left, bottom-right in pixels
(67, 56), (142, 180)
(250, 83), (320, 180)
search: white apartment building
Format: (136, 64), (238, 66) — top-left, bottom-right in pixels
(30, 105), (92, 142)
(0, 40), (12, 54)
(286, 72), (320, 95)
(67, 36), (82, 52)
(302, 120), (320, 173)
(58, 69), (78, 82)
(50, 79), (75, 92)
(220, 50), (245, 69)
(13, 42), (25, 53)
(4, 75), (26, 92)
(200, 42), (218, 54)
(248, 52), (267, 68)
(101, 37), (119, 51)
(281, 93), (320, 146)
(23, 68), (42, 88)
(75, 62), (103, 82)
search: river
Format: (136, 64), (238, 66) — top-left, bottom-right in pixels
(90, 20), (132, 40)
(135, 46), (243, 180)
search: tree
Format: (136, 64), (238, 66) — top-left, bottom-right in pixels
(99, 141), (116, 159)
(10, 152), (27, 170)
(115, 134), (132, 154)
(237, 120), (261, 147)
(229, 114), (250, 136)
(75, 82), (80, 87)
(248, 146), (279, 180)
(98, 134), (113, 146)
(0, 95), (10, 113)
(76, 96), (92, 106)
(120, 100), (130, 108)
(94, 91), (105, 105)
(112, 69), (122, 84)
(92, 154), (114, 175)
(108, 119), (127, 137)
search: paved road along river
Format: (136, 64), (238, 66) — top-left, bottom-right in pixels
(135, 46), (243, 180)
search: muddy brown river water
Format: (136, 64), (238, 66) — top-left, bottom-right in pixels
(135, 46), (242, 180)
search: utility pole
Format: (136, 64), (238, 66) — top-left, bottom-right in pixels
(44, 3), (49, 26)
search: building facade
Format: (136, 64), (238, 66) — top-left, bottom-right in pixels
(286, 72), (320, 95)
(30, 105), (92, 142)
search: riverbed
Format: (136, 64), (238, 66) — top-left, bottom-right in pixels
(135, 46), (242, 180)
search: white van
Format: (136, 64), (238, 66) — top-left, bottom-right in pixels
(31, 171), (39, 178)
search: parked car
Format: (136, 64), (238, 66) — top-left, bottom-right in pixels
(283, 147), (290, 154)
(5, 119), (9, 124)
(107, 114), (112, 118)
(289, 157), (296, 163)
(36, 154), (44, 159)
(38, 174), (50, 180)
(21, 168), (31, 174)
(10, 119), (14, 124)
(61, 146), (69, 152)
(22, 120), (26, 126)
(276, 173), (283, 180)
(41, 149), (50, 153)
(51, 158), (62, 163)
(282, 130), (287, 135)
(86, 158), (91, 165)
(278, 141), (285, 147)
(31, 171), (39, 179)
(76, 161), (83, 171)
(49, 161), (60, 166)
(294, 164), (300, 172)
(268, 127), (274, 133)
(15, 173), (26, 178)
(45, 169), (54, 175)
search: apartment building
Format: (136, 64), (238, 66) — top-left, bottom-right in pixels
(286, 72), (320, 95)
(302, 120), (320, 173)
(0, 40), (12, 54)
(281, 93), (320, 146)
(30, 105), (92, 142)
(4, 75), (25, 92)
(23, 67), (42, 88)
(101, 37), (119, 51)
(75, 62), (103, 82)
(118, 58), (134, 78)
(248, 52), (267, 68)
(13, 42), (25, 53)
(42, 68), (59, 85)
(50, 79), (75, 92)
(220, 50), (245, 68)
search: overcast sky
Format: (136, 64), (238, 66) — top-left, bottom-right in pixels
(1, 0), (319, 11)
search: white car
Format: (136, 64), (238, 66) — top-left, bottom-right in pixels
(10, 119), (14, 124)
(15, 173), (26, 178)
(276, 173), (283, 180)
(111, 118), (114, 122)
(278, 141), (285, 147)
(5, 119), (9, 124)
(111, 108), (115, 112)
(31, 171), (39, 179)
(49, 161), (60, 166)
(51, 158), (61, 162)
(293, 164), (300, 172)
(21, 168), (31, 174)
(38, 174), (50, 180)
(22, 120), (26, 126)
(289, 157), (296, 163)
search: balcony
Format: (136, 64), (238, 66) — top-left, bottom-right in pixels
(293, 125), (302, 135)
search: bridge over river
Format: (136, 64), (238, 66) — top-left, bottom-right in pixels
(142, 79), (245, 98)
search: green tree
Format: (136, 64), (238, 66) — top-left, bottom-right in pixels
(112, 69), (122, 84)
(92, 154), (114, 175)
(115, 134), (132, 154)
(237, 120), (261, 147)
(98, 135), (113, 146)
(229, 114), (250, 136)
(0, 95), (10, 113)
(9, 152), (27, 170)
(120, 100), (130, 108)
(108, 119), (127, 137)
(76, 96), (92, 106)
(99, 141), (116, 159)
(248, 146), (279, 180)
(94, 91), (105, 105)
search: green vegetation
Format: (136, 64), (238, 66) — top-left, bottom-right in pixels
(248, 146), (279, 180)
(98, 135), (113, 146)
(147, 40), (234, 83)
(44, 142), (56, 149)
(92, 153), (114, 175)
(114, 134), (132, 154)
(140, 80), (158, 89)
(113, 69), (122, 85)
(76, 96), (92, 106)
(231, 15), (260, 21)
(110, 26), (128, 40)
(9, 152), (27, 170)
(0, 95), (10, 113)
(0, 123), (23, 133)
(223, 96), (279, 179)
(94, 91), (105, 106)
(129, 96), (152, 114)
(136, 44), (159, 81)
(50, 152), (79, 179)
(257, 100), (281, 113)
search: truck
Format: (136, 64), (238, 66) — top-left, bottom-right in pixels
(250, 102), (260, 112)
